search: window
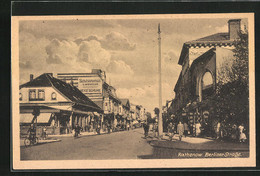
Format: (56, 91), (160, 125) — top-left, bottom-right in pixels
(202, 72), (213, 89)
(29, 89), (36, 100)
(202, 71), (214, 99)
(19, 93), (22, 101)
(38, 90), (45, 100)
(51, 92), (57, 100)
(29, 89), (45, 101)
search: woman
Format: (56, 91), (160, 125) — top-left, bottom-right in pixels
(238, 123), (247, 143)
(167, 122), (175, 141)
(177, 121), (184, 141)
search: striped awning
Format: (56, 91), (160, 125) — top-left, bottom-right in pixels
(20, 113), (52, 123)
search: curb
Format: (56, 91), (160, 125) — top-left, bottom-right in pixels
(48, 128), (140, 138)
(149, 142), (249, 152)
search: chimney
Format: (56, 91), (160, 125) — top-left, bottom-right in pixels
(30, 74), (33, 81)
(228, 19), (241, 40)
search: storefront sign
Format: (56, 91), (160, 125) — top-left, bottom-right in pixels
(78, 77), (102, 95)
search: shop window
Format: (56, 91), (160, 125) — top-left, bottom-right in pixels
(51, 92), (57, 100)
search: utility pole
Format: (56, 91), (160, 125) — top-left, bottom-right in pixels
(158, 23), (163, 139)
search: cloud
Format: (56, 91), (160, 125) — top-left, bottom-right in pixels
(75, 32), (136, 51)
(101, 32), (136, 51)
(164, 50), (178, 63)
(116, 83), (174, 112)
(45, 39), (78, 64)
(106, 60), (134, 75)
(19, 61), (32, 69)
(78, 40), (111, 69)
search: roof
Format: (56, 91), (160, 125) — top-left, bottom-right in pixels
(174, 72), (182, 93)
(20, 73), (102, 112)
(103, 82), (121, 103)
(190, 48), (216, 71)
(186, 33), (230, 44)
(120, 99), (130, 107)
(178, 33), (234, 65)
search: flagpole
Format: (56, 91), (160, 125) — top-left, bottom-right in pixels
(158, 23), (163, 139)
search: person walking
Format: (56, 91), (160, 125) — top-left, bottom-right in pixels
(177, 121), (184, 141)
(42, 126), (47, 140)
(167, 122), (175, 141)
(74, 124), (81, 138)
(153, 121), (159, 139)
(143, 121), (150, 138)
(183, 122), (189, 137)
(195, 121), (201, 137)
(238, 123), (247, 143)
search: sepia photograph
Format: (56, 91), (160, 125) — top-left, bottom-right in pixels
(11, 13), (255, 169)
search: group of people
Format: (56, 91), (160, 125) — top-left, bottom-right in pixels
(142, 120), (190, 141)
(216, 122), (247, 143)
(167, 121), (189, 141)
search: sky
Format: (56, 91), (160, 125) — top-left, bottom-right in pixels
(19, 16), (248, 113)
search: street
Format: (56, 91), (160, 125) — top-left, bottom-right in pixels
(21, 128), (153, 160)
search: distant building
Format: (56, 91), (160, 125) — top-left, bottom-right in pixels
(119, 98), (131, 127)
(19, 73), (102, 135)
(173, 19), (242, 135)
(57, 69), (121, 128)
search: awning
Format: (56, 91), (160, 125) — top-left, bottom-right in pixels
(46, 105), (72, 111)
(93, 112), (100, 116)
(20, 113), (52, 123)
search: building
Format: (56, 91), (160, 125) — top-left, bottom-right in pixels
(139, 105), (146, 121)
(119, 98), (131, 128)
(173, 19), (242, 136)
(19, 73), (103, 135)
(57, 69), (121, 129)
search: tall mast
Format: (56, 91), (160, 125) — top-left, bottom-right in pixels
(158, 23), (163, 138)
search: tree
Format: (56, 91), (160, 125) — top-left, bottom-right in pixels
(213, 29), (249, 134)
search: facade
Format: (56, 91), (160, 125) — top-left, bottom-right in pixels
(139, 105), (146, 121)
(119, 99), (131, 128)
(57, 69), (121, 130)
(19, 73), (103, 135)
(173, 19), (242, 136)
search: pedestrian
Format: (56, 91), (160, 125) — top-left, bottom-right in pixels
(195, 121), (201, 137)
(42, 126), (47, 140)
(107, 122), (111, 134)
(28, 123), (36, 141)
(238, 123), (247, 143)
(127, 123), (130, 131)
(153, 121), (158, 139)
(231, 124), (238, 141)
(216, 121), (221, 139)
(183, 122), (189, 137)
(177, 121), (184, 141)
(74, 124), (81, 137)
(167, 122), (175, 141)
(143, 121), (149, 138)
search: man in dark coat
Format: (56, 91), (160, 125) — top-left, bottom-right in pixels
(143, 121), (150, 138)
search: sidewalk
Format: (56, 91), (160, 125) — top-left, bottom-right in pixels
(20, 129), (135, 146)
(20, 138), (61, 147)
(49, 129), (128, 138)
(148, 134), (249, 152)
